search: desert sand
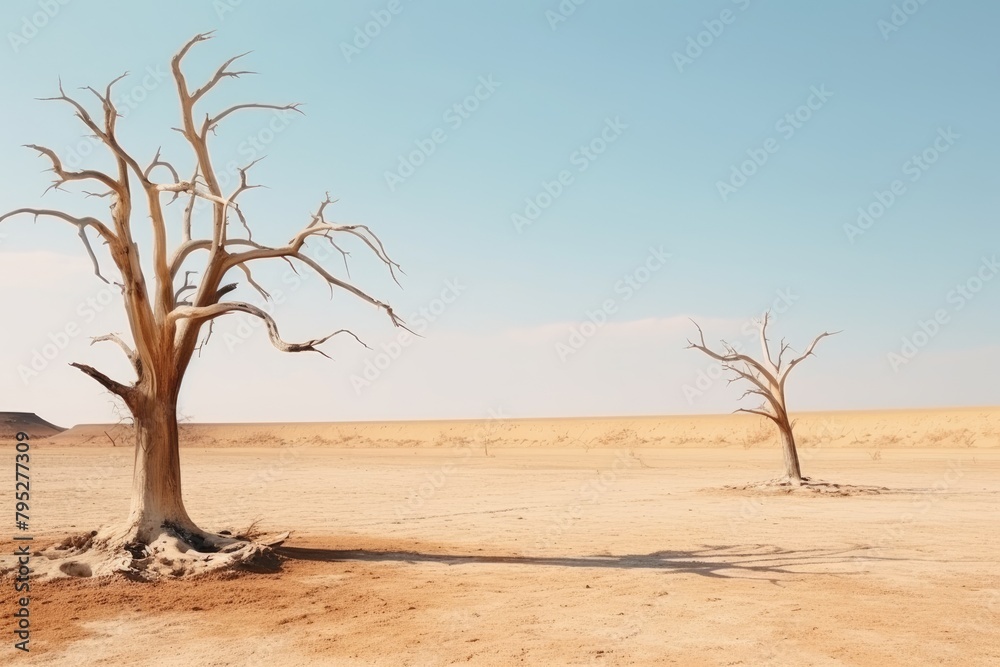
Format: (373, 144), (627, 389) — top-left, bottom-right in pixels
(40, 406), (1000, 450)
(2, 409), (999, 665)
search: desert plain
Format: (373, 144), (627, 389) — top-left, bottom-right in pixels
(2, 407), (999, 666)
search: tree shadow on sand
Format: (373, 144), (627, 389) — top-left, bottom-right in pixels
(272, 543), (901, 583)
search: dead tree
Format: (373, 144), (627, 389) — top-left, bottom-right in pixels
(0, 33), (404, 578)
(686, 313), (838, 484)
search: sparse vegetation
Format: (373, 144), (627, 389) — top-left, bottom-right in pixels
(687, 312), (839, 485)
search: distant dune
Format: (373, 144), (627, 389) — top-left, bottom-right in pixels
(0, 412), (66, 439)
(42, 406), (1000, 449)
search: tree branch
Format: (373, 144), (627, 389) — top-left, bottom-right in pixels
(169, 301), (370, 358)
(40, 79), (146, 186)
(175, 270), (199, 306)
(91, 334), (142, 377)
(70, 362), (134, 401)
(778, 330), (841, 394)
(206, 102), (302, 134)
(755, 311), (778, 375)
(0, 208), (117, 283)
(22, 143), (120, 194)
(192, 51), (255, 103)
(685, 319), (779, 389)
(735, 407), (780, 424)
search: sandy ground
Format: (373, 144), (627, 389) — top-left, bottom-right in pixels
(40, 406), (1000, 450)
(1, 421), (999, 666)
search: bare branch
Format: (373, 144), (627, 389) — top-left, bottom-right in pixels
(227, 159), (266, 239)
(206, 102), (302, 134)
(194, 319), (216, 357)
(235, 262), (271, 301)
(40, 80), (146, 185)
(23, 143), (120, 194)
(192, 51), (255, 103)
(175, 271), (199, 305)
(214, 282), (239, 301)
(735, 407), (780, 423)
(171, 34), (231, 257)
(157, 180), (238, 209)
(144, 147), (181, 190)
(776, 337), (792, 370)
(778, 330), (841, 393)
(291, 252), (409, 331)
(169, 301), (370, 358)
(0, 208), (117, 283)
(70, 362), (133, 401)
(755, 311), (777, 375)
(685, 319), (779, 389)
(168, 237), (262, 279)
(91, 334), (142, 377)
(82, 70), (129, 135)
(213, 194), (406, 330)
(181, 166), (201, 242)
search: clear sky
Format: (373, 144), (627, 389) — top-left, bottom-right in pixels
(0, 0), (997, 427)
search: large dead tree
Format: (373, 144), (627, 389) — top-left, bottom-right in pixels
(1, 33), (404, 578)
(686, 313), (838, 485)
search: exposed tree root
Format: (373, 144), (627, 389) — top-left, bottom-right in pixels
(719, 477), (890, 496)
(28, 524), (288, 581)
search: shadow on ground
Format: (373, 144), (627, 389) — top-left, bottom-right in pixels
(274, 543), (897, 582)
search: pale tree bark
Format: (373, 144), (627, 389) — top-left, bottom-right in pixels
(686, 313), (838, 484)
(1, 32), (405, 577)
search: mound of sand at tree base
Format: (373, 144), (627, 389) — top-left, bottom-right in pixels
(42, 406), (1000, 449)
(0, 411), (66, 439)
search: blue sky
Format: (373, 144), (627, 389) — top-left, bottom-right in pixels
(0, 0), (997, 426)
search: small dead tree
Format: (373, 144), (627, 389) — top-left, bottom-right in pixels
(686, 313), (838, 485)
(0, 33), (405, 578)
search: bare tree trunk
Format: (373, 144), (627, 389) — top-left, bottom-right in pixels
(778, 423), (802, 484)
(124, 386), (196, 543)
(2, 34), (403, 578)
(687, 315), (838, 485)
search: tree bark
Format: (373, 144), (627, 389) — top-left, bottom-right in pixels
(778, 423), (802, 484)
(123, 386), (196, 543)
